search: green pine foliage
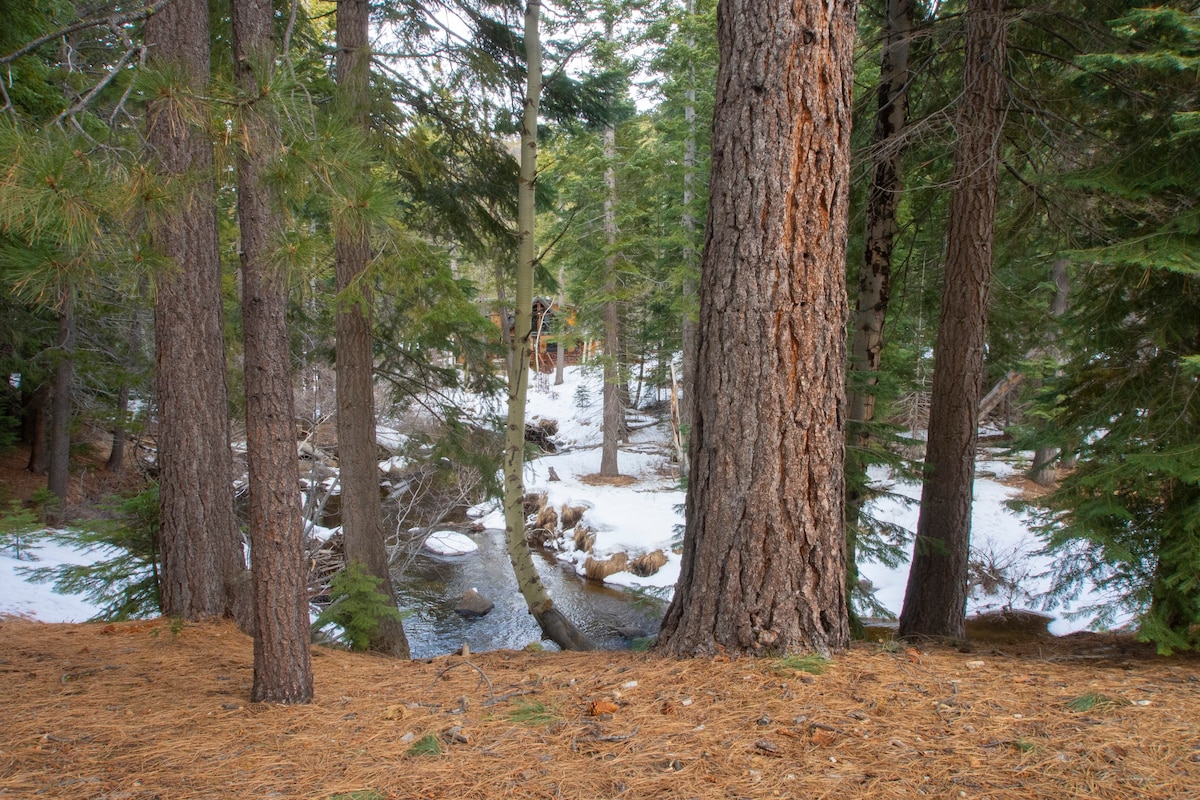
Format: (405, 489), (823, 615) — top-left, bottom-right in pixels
(23, 486), (162, 620)
(313, 561), (406, 652)
(1027, 5), (1200, 653)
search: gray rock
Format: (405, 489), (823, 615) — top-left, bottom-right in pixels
(455, 588), (494, 618)
(614, 625), (650, 640)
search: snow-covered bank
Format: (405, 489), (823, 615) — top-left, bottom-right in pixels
(1, 365), (1123, 637)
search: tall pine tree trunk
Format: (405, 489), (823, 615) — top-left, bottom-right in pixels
(145, 0), (250, 625)
(846, 0), (913, 438)
(658, 0), (855, 657)
(554, 263), (566, 385)
(845, 0), (915, 629)
(679, 0), (698, 445)
(899, 0), (1008, 640)
(333, 0), (410, 659)
(231, 0), (314, 703)
(23, 383), (49, 475)
(494, 258), (514, 377)
(47, 285), (74, 503)
(1028, 258), (1069, 486)
(600, 124), (621, 477)
(502, 0), (593, 651)
(107, 277), (146, 473)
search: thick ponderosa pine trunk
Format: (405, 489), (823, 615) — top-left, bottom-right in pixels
(46, 285), (74, 503)
(231, 0), (314, 703)
(333, 0), (410, 659)
(502, 0), (593, 652)
(899, 0), (1008, 641)
(144, 0), (250, 625)
(657, 0), (855, 657)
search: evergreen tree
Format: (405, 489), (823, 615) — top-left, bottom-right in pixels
(900, 0), (1009, 641)
(332, 0), (411, 659)
(143, 0), (252, 627)
(230, 0), (313, 704)
(1030, 5), (1200, 653)
(658, 0), (855, 657)
(844, 0), (919, 632)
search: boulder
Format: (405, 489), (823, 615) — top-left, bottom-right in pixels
(615, 625), (651, 640)
(965, 609), (1054, 641)
(455, 588), (494, 618)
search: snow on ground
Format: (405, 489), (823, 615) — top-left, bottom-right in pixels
(0, 537), (104, 622)
(0, 365), (1122, 635)
(860, 455), (1126, 635)
(472, 365), (686, 592)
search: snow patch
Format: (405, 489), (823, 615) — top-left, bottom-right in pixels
(423, 531), (479, 556)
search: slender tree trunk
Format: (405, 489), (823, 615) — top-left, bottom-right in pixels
(46, 286), (74, 503)
(899, 0), (1008, 641)
(679, 0), (698, 437)
(231, 0), (314, 703)
(554, 263), (566, 385)
(494, 258), (514, 376)
(600, 122), (622, 477)
(1028, 258), (1069, 486)
(846, 0), (914, 441)
(657, 0), (855, 658)
(503, 0), (593, 651)
(107, 278), (147, 473)
(333, 0), (410, 659)
(23, 383), (49, 475)
(844, 0), (915, 631)
(145, 0), (251, 627)
(617, 307), (632, 440)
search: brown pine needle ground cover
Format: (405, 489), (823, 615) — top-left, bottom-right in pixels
(2, 618), (1198, 799)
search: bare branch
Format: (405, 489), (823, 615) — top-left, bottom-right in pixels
(0, 0), (174, 66)
(56, 41), (143, 124)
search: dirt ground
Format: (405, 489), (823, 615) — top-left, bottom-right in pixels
(1, 618), (1198, 800)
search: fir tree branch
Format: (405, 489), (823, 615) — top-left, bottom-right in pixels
(0, 0), (174, 66)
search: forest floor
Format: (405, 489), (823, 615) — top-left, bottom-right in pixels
(3, 437), (1198, 798)
(2, 617), (1198, 799)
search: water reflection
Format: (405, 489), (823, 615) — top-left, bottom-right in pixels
(391, 528), (664, 659)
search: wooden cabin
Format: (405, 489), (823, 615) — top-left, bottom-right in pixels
(488, 297), (590, 373)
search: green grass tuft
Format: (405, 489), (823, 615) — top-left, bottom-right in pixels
(773, 654), (830, 675)
(405, 733), (441, 757)
(1067, 692), (1129, 712)
(505, 699), (559, 726)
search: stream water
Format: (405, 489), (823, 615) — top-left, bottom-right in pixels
(390, 528), (665, 659)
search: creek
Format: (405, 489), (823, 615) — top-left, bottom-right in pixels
(390, 527), (665, 659)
